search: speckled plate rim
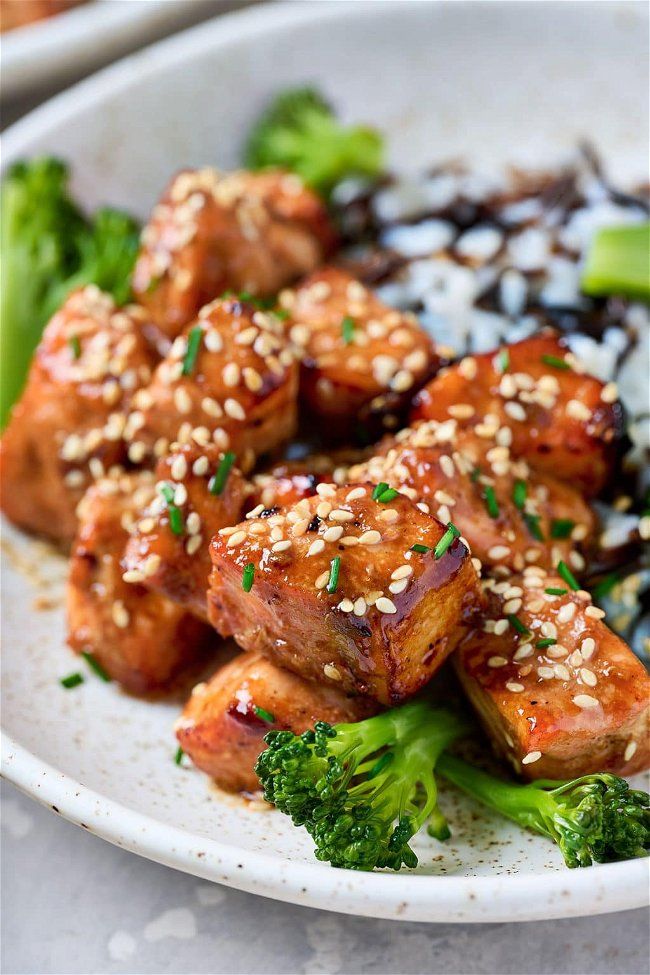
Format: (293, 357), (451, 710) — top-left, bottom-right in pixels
(1, 0), (649, 923)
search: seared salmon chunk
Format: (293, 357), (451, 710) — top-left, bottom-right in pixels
(68, 473), (211, 694)
(454, 569), (650, 779)
(0, 286), (156, 547)
(132, 168), (336, 341)
(411, 332), (624, 495)
(208, 483), (481, 704)
(176, 652), (376, 793)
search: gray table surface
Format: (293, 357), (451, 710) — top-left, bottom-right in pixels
(2, 6), (649, 973)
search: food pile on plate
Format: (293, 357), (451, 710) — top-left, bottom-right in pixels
(1, 89), (648, 872)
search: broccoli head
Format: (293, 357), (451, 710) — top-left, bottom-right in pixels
(255, 700), (468, 871)
(244, 86), (384, 197)
(0, 157), (139, 426)
(438, 753), (650, 868)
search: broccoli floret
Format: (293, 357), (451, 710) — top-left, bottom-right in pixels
(0, 157), (139, 426)
(438, 753), (650, 868)
(255, 700), (468, 871)
(244, 87), (384, 197)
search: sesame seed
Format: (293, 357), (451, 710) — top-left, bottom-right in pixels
(391, 565), (413, 581)
(272, 539), (292, 553)
(174, 483), (188, 505)
(336, 599), (354, 613)
(375, 596), (397, 614)
(513, 643), (533, 661)
(142, 554), (161, 577)
(204, 330), (223, 353)
(323, 663), (342, 680)
(504, 401), (526, 421)
(307, 539), (325, 557)
(580, 667), (597, 687)
(315, 571), (330, 589)
(567, 650), (583, 668)
(585, 606), (605, 620)
(624, 740), (638, 762)
(488, 545), (511, 561)
(340, 535), (359, 547)
(122, 568), (145, 584)
(458, 356), (478, 380)
(345, 487), (366, 502)
(503, 598), (523, 614)
(174, 387), (192, 414)
(488, 656), (508, 668)
(506, 682), (524, 693)
(224, 398), (246, 420)
(243, 367), (263, 392)
(537, 666), (555, 679)
(316, 501), (332, 519)
(322, 525), (343, 543)
(329, 509), (354, 523)
(547, 644), (568, 658)
(358, 530), (381, 545)
(315, 483), (337, 498)
(493, 619), (509, 635)
(522, 751), (542, 765)
(573, 694), (600, 709)
(226, 530), (246, 548)
(186, 535), (202, 555)
(540, 621), (557, 638)
(448, 403), (475, 419)
(389, 579), (408, 595)
(580, 637), (595, 659)
(186, 511), (201, 535)
(111, 600), (130, 629)
(223, 363), (240, 386)
(553, 664), (571, 680)
(353, 597), (367, 616)
(639, 515), (650, 541)
(556, 602), (576, 624)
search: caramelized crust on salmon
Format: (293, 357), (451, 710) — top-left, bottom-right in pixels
(0, 286), (156, 548)
(348, 419), (597, 576)
(208, 484), (481, 704)
(132, 168), (336, 341)
(411, 332), (624, 495)
(454, 569), (650, 779)
(130, 297), (299, 468)
(122, 444), (249, 620)
(68, 473), (211, 694)
(281, 267), (439, 434)
(176, 652), (376, 793)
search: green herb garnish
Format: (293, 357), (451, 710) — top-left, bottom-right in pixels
(81, 651), (111, 682)
(209, 451), (236, 496)
(254, 706), (276, 724)
(341, 316), (355, 344)
(513, 480), (527, 510)
(541, 354), (571, 370)
(545, 587), (568, 596)
(410, 544), (431, 554)
(60, 672), (84, 689)
(536, 638), (557, 649)
(327, 556), (341, 594)
(376, 487), (399, 504)
(434, 523), (461, 559)
(372, 482), (389, 501)
(581, 223), (650, 303)
(483, 486), (499, 519)
(591, 573), (621, 601)
(68, 334), (81, 359)
(174, 746), (185, 766)
(523, 513), (544, 541)
(495, 348), (509, 373)
(551, 519), (575, 539)
(160, 483), (184, 536)
(242, 562), (255, 592)
(182, 325), (203, 375)
(508, 614), (530, 636)
(557, 560), (580, 591)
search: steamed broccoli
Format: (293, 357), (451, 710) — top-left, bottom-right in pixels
(0, 157), (140, 426)
(255, 700), (468, 871)
(438, 753), (650, 868)
(244, 87), (384, 197)
(255, 701), (650, 872)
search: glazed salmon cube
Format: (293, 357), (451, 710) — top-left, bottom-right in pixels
(207, 483), (481, 704)
(454, 569), (650, 779)
(132, 168), (336, 341)
(122, 443), (249, 620)
(347, 419), (597, 577)
(0, 286), (156, 547)
(176, 652), (376, 793)
(68, 473), (211, 694)
(411, 331), (625, 495)
(130, 296), (299, 468)
(281, 267), (439, 436)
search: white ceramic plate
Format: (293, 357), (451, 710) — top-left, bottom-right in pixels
(0, 0), (229, 99)
(2, 0), (649, 923)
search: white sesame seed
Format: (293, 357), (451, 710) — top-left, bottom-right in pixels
(375, 596), (397, 614)
(513, 643), (533, 661)
(624, 740), (638, 762)
(556, 602), (576, 624)
(174, 387), (192, 414)
(540, 621), (557, 638)
(573, 694), (599, 709)
(186, 511), (201, 535)
(223, 363), (240, 387)
(111, 600), (130, 629)
(566, 398), (592, 421)
(224, 398), (246, 421)
(192, 456), (209, 476)
(170, 455), (188, 481)
(186, 535), (202, 555)
(340, 535), (359, 547)
(488, 545), (511, 561)
(537, 666), (555, 679)
(345, 487), (366, 502)
(315, 483), (337, 498)
(323, 525), (344, 543)
(504, 401), (526, 421)
(553, 664), (571, 681)
(488, 656), (508, 668)
(272, 539), (292, 553)
(323, 663), (342, 681)
(315, 571), (330, 589)
(391, 565), (413, 581)
(358, 530), (381, 545)
(503, 598), (523, 614)
(493, 619), (509, 635)
(329, 509), (354, 523)
(142, 554), (161, 577)
(580, 637), (595, 659)
(316, 502), (332, 519)
(353, 597), (367, 616)
(580, 667), (597, 687)
(522, 751), (542, 765)
(226, 530), (246, 548)
(389, 579), (408, 595)
(567, 650), (583, 668)
(336, 599), (354, 613)
(439, 455), (455, 478)
(122, 569), (145, 584)
(585, 606), (606, 620)
(243, 367), (263, 392)
(506, 682), (525, 693)
(307, 539), (325, 557)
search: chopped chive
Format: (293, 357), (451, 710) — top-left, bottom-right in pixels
(182, 325), (203, 375)
(242, 562), (255, 592)
(341, 315), (355, 344)
(470, 466), (482, 483)
(367, 751), (394, 780)
(411, 543), (431, 554)
(507, 614), (530, 636)
(591, 572), (620, 601)
(541, 354), (571, 370)
(434, 522), (461, 559)
(550, 518), (575, 539)
(557, 560), (580, 591)
(536, 637), (557, 649)
(495, 348), (510, 373)
(253, 705), (275, 724)
(377, 487), (399, 504)
(273, 308), (290, 321)
(174, 746), (185, 766)
(581, 223), (650, 302)
(146, 274), (161, 295)
(209, 451), (236, 495)
(523, 513), (544, 541)
(372, 482), (389, 501)
(545, 587), (568, 596)
(483, 485), (500, 519)
(60, 672), (84, 689)
(81, 651), (111, 682)
(327, 556), (341, 594)
(68, 334), (81, 359)
(160, 483), (184, 536)
(512, 480), (527, 510)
